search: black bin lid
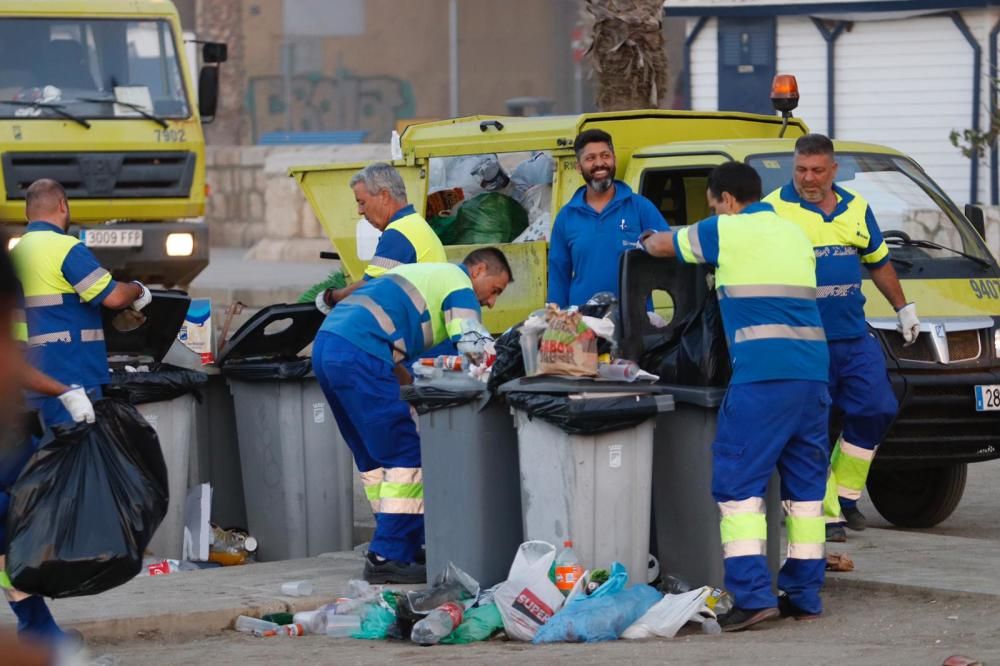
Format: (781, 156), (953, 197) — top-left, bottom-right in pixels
(216, 303), (325, 365)
(102, 289), (191, 362)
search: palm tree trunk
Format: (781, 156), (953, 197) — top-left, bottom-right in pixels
(586, 0), (669, 111)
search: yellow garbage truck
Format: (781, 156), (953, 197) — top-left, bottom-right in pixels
(0, 0), (225, 287)
(291, 107), (1000, 529)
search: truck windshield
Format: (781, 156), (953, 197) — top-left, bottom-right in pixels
(749, 152), (993, 265)
(0, 18), (189, 119)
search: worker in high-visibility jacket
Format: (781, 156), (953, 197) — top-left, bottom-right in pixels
(10, 179), (150, 427)
(316, 162), (447, 311)
(764, 134), (918, 542)
(641, 162), (830, 631)
(312, 248), (512, 583)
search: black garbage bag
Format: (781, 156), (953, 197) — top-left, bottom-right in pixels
(639, 290), (731, 387)
(5, 399), (169, 598)
(402, 384), (483, 415)
(221, 357), (312, 381)
(106, 363), (208, 405)
(486, 325), (525, 394)
(505, 391), (661, 435)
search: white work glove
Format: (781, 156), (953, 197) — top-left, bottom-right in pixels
(456, 319), (493, 363)
(131, 281), (152, 311)
(896, 302), (920, 346)
(58, 385), (95, 424)
(315, 289), (332, 315)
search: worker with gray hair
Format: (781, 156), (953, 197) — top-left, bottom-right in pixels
(317, 162), (447, 310)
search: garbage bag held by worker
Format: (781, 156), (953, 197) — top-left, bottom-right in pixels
(452, 192), (529, 245)
(640, 290), (731, 387)
(621, 586), (713, 639)
(537, 306), (598, 377)
(5, 399), (169, 598)
(106, 363), (208, 405)
(532, 584), (662, 644)
(504, 391), (660, 435)
(494, 541), (565, 642)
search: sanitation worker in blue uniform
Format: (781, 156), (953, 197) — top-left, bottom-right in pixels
(641, 162), (830, 631)
(317, 162), (447, 311)
(765, 134), (918, 542)
(10, 179), (151, 428)
(313, 248), (512, 583)
(547, 128), (669, 307)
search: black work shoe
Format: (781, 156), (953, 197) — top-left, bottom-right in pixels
(842, 506), (867, 531)
(826, 523), (847, 543)
(717, 607), (779, 632)
(415, 546), (426, 566)
(777, 594), (822, 621)
(364, 552), (426, 584)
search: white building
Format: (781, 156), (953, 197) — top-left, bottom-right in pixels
(666, 0), (999, 207)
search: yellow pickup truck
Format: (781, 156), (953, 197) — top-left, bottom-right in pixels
(0, 0), (226, 287)
(291, 107), (1000, 529)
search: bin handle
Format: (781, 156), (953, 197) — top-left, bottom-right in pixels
(479, 120), (504, 132)
(320, 251), (340, 261)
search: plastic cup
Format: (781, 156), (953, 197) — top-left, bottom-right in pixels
(326, 614), (361, 638)
(280, 580), (315, 596)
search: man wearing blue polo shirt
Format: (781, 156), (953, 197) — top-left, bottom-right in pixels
(318, 162), (446, 310)
(547, 129), (669, 306)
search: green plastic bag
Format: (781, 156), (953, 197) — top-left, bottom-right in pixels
(440, 603), (504, 644)
(452, 193), (528, 245)
(352, 603), (396, 640)
(429, 212), (462, 246)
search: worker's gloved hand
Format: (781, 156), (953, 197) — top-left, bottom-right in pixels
(896, 302), (920, 346)
(315, 289), (333, 315)
(456, 319), (493, 363)
(131, 281), (152, 311)
(58, 385), (94, 424)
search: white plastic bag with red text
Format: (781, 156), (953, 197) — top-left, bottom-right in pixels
(494, 541), (565, 641)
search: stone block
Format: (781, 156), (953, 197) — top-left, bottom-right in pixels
(248, 191), (264, 220)
(264, 177), (303, 238)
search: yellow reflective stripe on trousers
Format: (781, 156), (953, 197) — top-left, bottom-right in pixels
(784, 500), (825, 559)
(831, 438), (876, 499)
(823, 467), (844, 523)
(719, 497), (766, 558)
(360, 469), (383, 513)
(380, 467), (423, 514)
(0, 571), (10, 590)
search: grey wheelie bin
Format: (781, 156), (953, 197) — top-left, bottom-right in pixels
(499, 377), (674, 582)
(218, 303), (353, 561)
(652, 385), (782, 590)
(103, 291), (208, 560)
(402, 373), (522, 588)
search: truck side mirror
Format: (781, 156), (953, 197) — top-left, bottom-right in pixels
(202, 42), (228, 64)
(198, 66), (219, 123)
(965, 203), (986, 239)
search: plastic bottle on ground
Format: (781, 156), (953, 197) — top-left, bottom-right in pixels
(234, 616), (281, 636)
(554, 540), (585, 595)
(706, 588), (733, 615)
(326, 614), (362, 638)
(293, 609), (332, 635)
(410, 601), (464, 645)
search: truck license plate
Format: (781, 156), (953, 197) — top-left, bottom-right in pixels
(82, 229), (143, 248)
(974, 385), (1000, 411)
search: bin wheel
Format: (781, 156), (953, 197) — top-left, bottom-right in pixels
(866, 463), (967, 528)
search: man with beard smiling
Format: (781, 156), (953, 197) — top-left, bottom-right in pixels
(547, 129), (669, 307)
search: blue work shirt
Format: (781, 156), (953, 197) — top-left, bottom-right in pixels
(764, 183), (889, 341)
(548, 181), (669, 307)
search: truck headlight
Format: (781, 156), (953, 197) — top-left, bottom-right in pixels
(165, 232), (194, 257)
(995, 329), (1000, 357)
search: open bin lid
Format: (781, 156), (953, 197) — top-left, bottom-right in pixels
(497, 376), (674, 396)
(216, 303), (325, 365)
(102, 290), (191, 363)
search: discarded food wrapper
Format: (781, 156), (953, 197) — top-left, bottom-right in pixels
(581, 315), (615, 342)
(209, 525), (257, 566)
(825, 552), (854, 572)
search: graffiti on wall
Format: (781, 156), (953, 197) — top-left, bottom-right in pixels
(247, 69), (416, 143)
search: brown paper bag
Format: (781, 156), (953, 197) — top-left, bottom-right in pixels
(537, 305), (598, 377)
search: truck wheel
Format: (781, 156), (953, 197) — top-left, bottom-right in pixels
(866, 463), (967, 528)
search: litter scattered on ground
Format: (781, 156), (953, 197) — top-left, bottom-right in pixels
(826, 552), (855, 572)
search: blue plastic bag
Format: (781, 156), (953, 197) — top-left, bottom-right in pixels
(532, 584), (662, 644)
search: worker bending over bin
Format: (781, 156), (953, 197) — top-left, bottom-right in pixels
(640, 162), (830, 631)
(312, 249), (513, 583)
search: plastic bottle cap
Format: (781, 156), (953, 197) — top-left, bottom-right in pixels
(244, 536), (258, 552)
(563, 540), (573, 547)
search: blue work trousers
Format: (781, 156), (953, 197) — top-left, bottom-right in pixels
(313, 332), (423, 563)
(712, 380), (830, 615)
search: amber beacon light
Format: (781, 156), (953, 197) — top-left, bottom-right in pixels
(771, 74), (800, 137)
